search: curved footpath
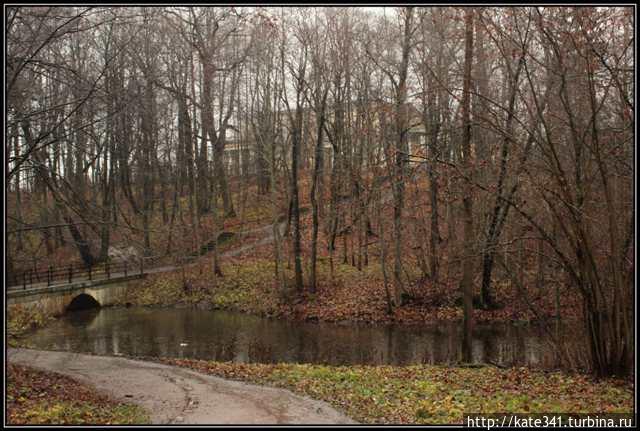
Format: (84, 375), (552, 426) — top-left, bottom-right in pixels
(7, 348), (355, 425)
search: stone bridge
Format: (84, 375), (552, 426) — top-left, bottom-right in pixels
(7, 222), (287, 317)
(7, 274), (146, 316)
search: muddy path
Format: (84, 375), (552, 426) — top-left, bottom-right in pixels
(7, 348), (355, 425)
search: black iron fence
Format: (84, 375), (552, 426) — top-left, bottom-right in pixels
(6, 256), (161, 290)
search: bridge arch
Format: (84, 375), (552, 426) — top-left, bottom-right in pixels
(66, 293), (101, 312)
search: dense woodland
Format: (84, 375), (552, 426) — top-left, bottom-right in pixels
(6, 6), (634, 377)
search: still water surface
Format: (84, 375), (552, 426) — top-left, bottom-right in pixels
(23, 307), (583, 369)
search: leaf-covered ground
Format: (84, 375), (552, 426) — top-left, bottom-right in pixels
(6, 364), (149, 425)
(159, 358), (633, 424)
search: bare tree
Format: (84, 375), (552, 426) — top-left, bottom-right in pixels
(459, 7), (475, 363)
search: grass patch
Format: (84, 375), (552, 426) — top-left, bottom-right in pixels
(116, 258), (282, 314)
(7, 364), (149, 425)
(160, 358), (633, 424)
(213, 259), (280, 312)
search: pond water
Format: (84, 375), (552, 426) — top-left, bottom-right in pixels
(22, 307), (586, 369)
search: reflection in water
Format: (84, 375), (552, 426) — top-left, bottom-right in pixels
(68, 307), (100, 328)
(23, 308), (586, 369)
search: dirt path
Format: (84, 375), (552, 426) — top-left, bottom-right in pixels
(7, 348), (355, 425)
(138, 222), (286, 275)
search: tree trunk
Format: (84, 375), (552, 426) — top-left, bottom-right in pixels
(310, 95), (327, 294)
(460, 8), (475, 364)
(291, 107), (304, 292)
(391, 6), (414, 306)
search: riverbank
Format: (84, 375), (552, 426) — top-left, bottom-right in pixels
(155, 357), (632, 424)
(115, 253), (581, 325)
(8, 304), (53, 347)
(7, 363), (149, 425)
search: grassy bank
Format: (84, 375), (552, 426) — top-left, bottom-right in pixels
(117, 253), (580, 325)
(160, 358), (633, 424)
(7, 364), (149, 425)
(7, 304), (55, 347)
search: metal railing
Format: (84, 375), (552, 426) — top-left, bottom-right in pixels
(7, 231), (242, 291)
(7, 256), (161, 290)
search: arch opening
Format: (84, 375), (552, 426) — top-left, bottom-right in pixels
(66, 293), (101, 312)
